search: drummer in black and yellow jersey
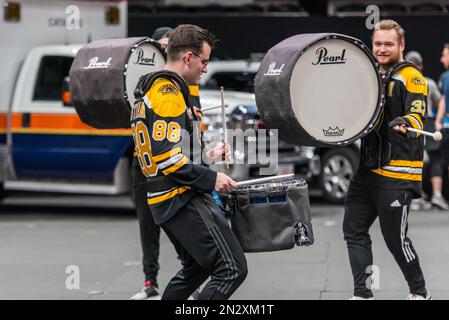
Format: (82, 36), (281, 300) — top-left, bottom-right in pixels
(131, 26), (171, 301)
(130, 24), (247, 300)
(130, 26), (208, 300)
(343, 20), (431, 300)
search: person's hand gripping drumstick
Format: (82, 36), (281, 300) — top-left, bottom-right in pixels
(393, 124), (442, 141)
(214, 172), (236, 193)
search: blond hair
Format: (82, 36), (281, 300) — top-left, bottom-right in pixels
(372, 19), (405, 43)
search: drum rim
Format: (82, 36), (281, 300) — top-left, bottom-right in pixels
(122, 37), (167, 106)
(292, 33), (384, 146)
(235, 178), (307, 192)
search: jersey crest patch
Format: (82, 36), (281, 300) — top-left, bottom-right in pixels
(411, 76), (425, 86)
(158, 84), (179, 96)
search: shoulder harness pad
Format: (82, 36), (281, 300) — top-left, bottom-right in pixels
(133, 70), (198, 120)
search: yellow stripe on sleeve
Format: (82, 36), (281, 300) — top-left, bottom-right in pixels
(162, 156), (188, 175)
(387, 160), (423, 168)
(404, 115), (421, 131)
(408, 113), (423, 130)
(371, 168), (422, 181)
(153, 147), (182, 163)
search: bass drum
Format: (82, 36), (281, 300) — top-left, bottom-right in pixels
(255, 33), (383, 147)
(70, 37), (166, 129)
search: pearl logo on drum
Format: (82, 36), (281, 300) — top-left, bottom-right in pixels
(263, 62), (285, 76)
(83, 57), (112, 69)
(322, 126), (345, 137)
(312, 47), (347, 65)
(133, 48), (156, 66)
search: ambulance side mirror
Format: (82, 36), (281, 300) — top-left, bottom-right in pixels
(61, 76), (73, 107)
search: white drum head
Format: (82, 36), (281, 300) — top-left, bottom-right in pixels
(125, 42), (166, 106)
(289, 38), (380, 144)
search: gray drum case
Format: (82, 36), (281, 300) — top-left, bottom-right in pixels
(229, 180), (314, 253)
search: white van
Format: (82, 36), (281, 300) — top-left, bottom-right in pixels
(0, 0), (130, 197)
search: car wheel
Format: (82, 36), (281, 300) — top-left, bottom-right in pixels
(319, 148), (359, 203)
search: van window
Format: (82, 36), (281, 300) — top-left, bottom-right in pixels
(204, 71), (256, 93)
(33, 56), (73, 101)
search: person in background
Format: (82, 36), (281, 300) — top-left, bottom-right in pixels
(435, 44), (449, 210)
(405, 51), (448, 211)
(130, 27), (172, 300)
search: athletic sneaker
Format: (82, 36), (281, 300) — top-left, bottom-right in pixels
(410, 198), (432, 211)
(431, 195), (449, 210)
(348, 296), (375, 300)
(190, 289), (201, 300)
(130, 280), (160, 300)
(406, 293), (432, 300)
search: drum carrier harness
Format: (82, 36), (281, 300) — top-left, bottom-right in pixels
(360, 60), (420, 169)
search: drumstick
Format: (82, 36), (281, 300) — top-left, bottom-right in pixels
(236, 174), (295, 187)
(406, 127), (442, 141)
(201, 104), (229, 112)
(220, 86), (229, 170)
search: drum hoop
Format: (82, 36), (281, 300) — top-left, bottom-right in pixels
(235, 178), (307, 193)
(294, 34), (384, 146)
(122, 37), (167, 106)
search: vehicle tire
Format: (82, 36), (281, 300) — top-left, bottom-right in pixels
(318, 147), (359, 203)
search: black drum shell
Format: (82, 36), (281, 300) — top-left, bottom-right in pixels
(69, 37), (165, 129)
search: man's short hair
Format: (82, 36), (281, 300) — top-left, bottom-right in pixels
(167, 24), (216, 61)
(372, 19), (405, 43)
(444, 43), (449, 51)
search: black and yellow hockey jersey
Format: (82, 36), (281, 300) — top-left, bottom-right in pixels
(188, 84), (201, 108)
(356, 62), (428, 196)
(131, 76), (216, 225)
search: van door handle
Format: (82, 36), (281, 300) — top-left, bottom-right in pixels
(22, 113), (31, 128)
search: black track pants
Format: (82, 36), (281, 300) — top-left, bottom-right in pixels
(343, 181), (427, 298)
(161, 193), (247, 300)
